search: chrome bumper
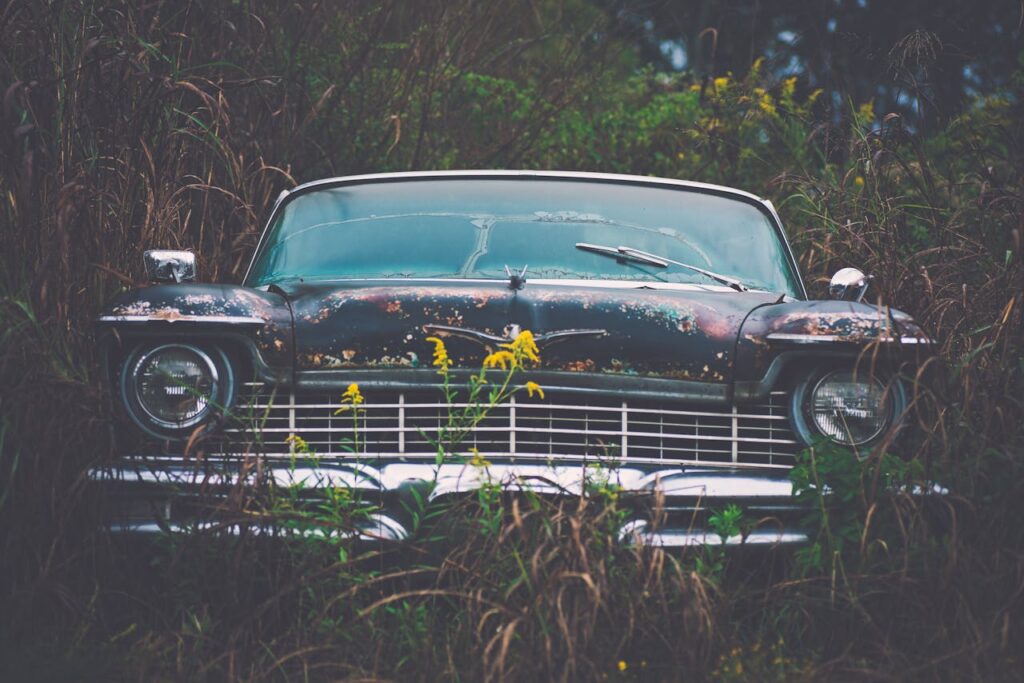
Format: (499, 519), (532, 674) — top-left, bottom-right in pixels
(88, 460), (810, 547)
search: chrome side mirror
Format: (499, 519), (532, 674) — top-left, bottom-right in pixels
(829, 267), (870, 302)
(144, 250), (196, 283)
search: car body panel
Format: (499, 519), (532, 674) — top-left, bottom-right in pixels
(281, 279), (781, 381)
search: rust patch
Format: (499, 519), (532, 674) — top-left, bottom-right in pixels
(151, 307), (184, 321)
(562, 359), (596, 372)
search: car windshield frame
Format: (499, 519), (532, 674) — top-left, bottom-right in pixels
(243, 172), (807, 299)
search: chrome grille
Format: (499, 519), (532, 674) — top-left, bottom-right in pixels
(225, 384), (799, 467)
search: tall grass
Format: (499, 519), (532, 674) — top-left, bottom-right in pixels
(1, 1), (1022, 680)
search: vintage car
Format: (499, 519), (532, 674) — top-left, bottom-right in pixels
(91, 171), (932, 545)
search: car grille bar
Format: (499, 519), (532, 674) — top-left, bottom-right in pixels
(224, 385), (800, 467)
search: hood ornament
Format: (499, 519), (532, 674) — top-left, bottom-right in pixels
(504, 264), (528, 290)
(423, 324), (606, 349)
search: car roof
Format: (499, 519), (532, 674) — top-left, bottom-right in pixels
(281, 170), (771, 208)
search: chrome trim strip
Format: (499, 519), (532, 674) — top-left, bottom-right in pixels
(90, 463), (796, 495)
(509, 393), (517, 455)
(766, 332), (935, 345)
(766, 332), (886, 343)
(225, 424), (797, 445)
(98, 314), (266, 325)
(625, 526), (809, 547)
(236, 400), (788, 421)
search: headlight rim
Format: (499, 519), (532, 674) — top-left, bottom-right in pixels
(789, 363), (907, 452)
(119, 342), (235, 440)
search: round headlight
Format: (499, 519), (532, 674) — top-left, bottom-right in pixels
(790, 367), (906, 451)
(121, 343), (234, 437)
(134, 345), (217, 428)
(809, 370), (888, 445)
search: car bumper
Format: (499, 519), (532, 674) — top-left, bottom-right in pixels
(88, 459), (810, 547)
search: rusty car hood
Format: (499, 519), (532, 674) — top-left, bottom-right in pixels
(277, 280), (783, 382)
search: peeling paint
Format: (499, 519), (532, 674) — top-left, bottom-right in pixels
(99, 278), (928, 391)
(99, 283), (293, 370)
(734, 300), (931, 381)
(274, 280), (781, 381)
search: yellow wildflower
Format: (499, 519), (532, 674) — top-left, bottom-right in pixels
(343, 382), (363, 405)
(617, 660), (628, 671)
(483, 349), (516, 370)
(854, 175), (865, 189)
(689, 82), (702, 92)
(782, 76), (797, 99)
(758, 92), (776, 116)
(334, 382), (364, 413)
(501, 329), (540, 365)
(713, 76), (729, 91)
(469, 447), (491, 468)
(425, 336), (452, 374)
(524, 381), (545, 399)
(286, 434), (311, 453)
(857, 99), (875, 124)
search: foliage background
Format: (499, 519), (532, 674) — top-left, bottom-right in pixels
(1, 0), (1022, 680)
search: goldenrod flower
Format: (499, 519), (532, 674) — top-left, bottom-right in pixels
(344, 382), (363, 405)
(468, 447), (491, 468)
(857, 99), (875, 123)
(483, 350), (516, 370)
(501, 329), (540, 365)
(782, 76), (797, 99)
(524, 381), (545, 399)
(425, 336), (452, 374)
(286, 434), (311, 453)
(758, 93), (776, 116)
(335, 382), (364, 413)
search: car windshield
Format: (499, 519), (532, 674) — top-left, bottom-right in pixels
(246, 178), (803, 297)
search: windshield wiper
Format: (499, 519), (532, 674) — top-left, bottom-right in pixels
(575, 243), (748, 292)
(575, 242), (669, 268)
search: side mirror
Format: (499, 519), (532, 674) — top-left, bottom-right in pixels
(829, 267), (870, 302)
(144, 250), (196, 283)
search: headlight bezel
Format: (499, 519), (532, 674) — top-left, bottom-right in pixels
(789, 363), (907, 452)
(119, 342), (235, 439)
